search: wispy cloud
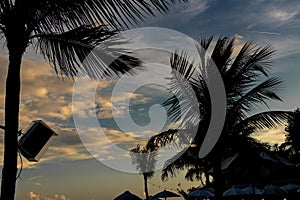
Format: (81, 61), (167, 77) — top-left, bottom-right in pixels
(180, 0), (210, 18)
(267, 9), (298, 24)
(251, 30), (281, 35)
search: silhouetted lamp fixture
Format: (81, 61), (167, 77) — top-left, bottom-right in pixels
(0, 120), (58, 162)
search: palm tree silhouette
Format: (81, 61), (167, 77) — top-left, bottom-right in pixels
(130, 144), (157, 200)
(279, 109), (300, 164)
(147, 36), (291, 199)
(0, 0), (188, 199)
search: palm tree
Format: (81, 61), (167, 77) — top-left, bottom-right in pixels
(147, 36), (291, 199)
(279, 109), (300, 164)
(0, 0), (188, 199)
(130, 144), (157, 200)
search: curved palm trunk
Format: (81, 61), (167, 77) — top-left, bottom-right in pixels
(0, 51), (23, 200)
(143, 173), (150, 200)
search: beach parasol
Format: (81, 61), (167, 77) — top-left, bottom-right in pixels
(223, 186), (249, 196)
(242, 185), (263, 195)
(114, 191), (142, 200)
(148, 196), (161, 200)
(281, 183), (300, 191)
(263, 184), (287, 195)
(153, 190), (180, 200)
(188, 189), (215, 197)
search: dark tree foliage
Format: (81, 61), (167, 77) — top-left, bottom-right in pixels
(279, 109), (300, 165)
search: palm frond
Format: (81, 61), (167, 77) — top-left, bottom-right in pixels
(229, 43), (274, 78)
(163, 51), (200, 124)
(232, 45), (274, 78)
(225, 43), (276, 98)
(147, 129), (179, 150)
(236, 111), (292, 133)
(198, 36), (213, 51)
(167, 71), (200, 124)
(0, 0), (12, 13)
(170, 50), (196, 79)
(211, 37), (234, 74)
(229, 77), (283, 116)
(161, 146), (201, 181)
(185, 167), (204, 182)
(35, 25), (142, 79)
(161, 144), (213, 182)
(195, 36), (213, 74)
(25, 0), (188, 34)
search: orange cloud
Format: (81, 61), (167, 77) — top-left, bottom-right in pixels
(27, 192), (70, 200)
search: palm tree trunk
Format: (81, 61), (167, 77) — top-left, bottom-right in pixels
(205, 172), (210, 186)
(213, 157), (222, 200)
(143, 173), (150, 200)
(211, 141), (223, 200)
(0, 51), (23, 200)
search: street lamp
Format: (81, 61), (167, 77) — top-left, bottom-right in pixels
(1, 120), (58, 162)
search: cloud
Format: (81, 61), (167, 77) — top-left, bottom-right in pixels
(28, 192), (39, 200)
(267, 9), (298, 23)
(0, 55), (162, 166)
(248, 2), (300, 28)
(96, 92), (151, 119)
(180, 0), (210, 18)
(251, 31), (281, 35)
(253, 128), (286, 145)
(0, 55), (75, 127)
(27, 192), (70, 200)
(143, 0), (211, 24)
(74, 127), (160, 162)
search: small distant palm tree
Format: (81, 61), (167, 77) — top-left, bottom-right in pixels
(130, 144), (157, 200)
(0, 0), (188, 199)
(148, 36), (291, 199)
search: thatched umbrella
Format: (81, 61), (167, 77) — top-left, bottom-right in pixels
(114, 191), (142, 200)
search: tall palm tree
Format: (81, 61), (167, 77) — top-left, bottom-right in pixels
(130, 144), (157, 200)
(147, 36), (291, 199)
(0, 0), (188, 199)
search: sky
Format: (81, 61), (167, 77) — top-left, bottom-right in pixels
(1, 0), (300, 199)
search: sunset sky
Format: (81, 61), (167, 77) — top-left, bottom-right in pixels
(1, 0), (300, 200)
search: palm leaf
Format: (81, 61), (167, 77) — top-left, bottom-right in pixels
(229, 77), (283, 116)
(225, 43), (275, 99)
(35, 25), (142, 78)
(211, 37), (234, 74)
(163, 51), (200, 124)
(170, 50), (196, 79)
(24, 0), (188, 34)
(161, 146), (207, 181)
(161, 147), (195, 180)
(198, 36), (213, 51)
(236, 111), (291, 133)
(147, 129), (179, 150)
